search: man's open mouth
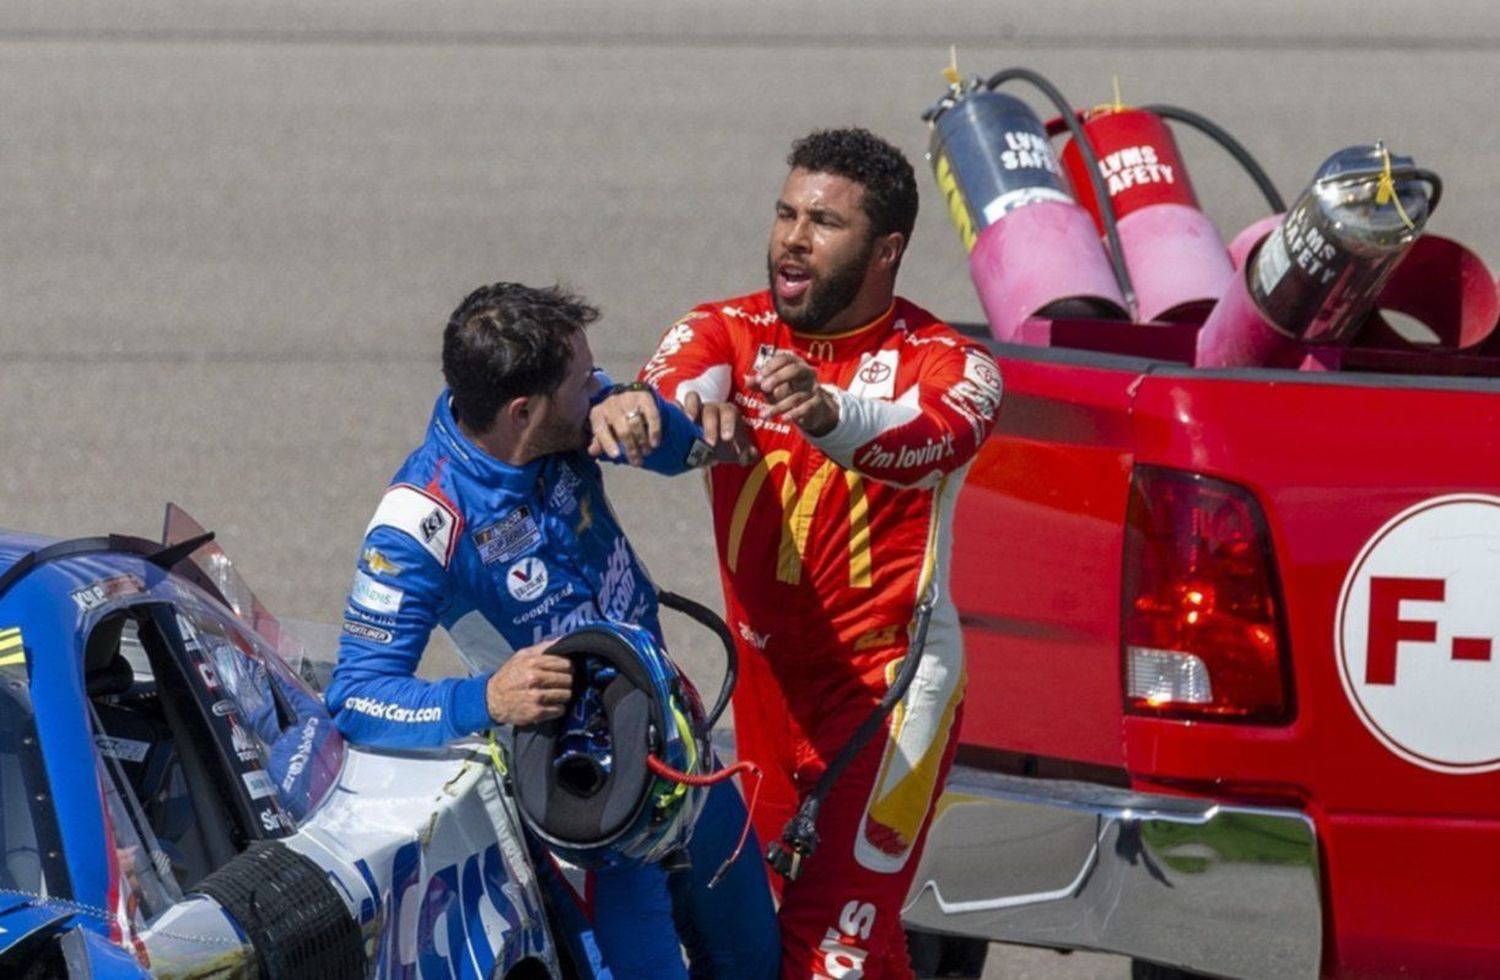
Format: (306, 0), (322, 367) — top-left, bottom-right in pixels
(774, 262), (812, 303)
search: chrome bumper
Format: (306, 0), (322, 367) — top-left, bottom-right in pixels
(902, 766), (1322, 978)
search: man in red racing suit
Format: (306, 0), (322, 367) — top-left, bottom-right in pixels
(637, 129), (1002, 979)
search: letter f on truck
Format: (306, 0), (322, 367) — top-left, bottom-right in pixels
(1365, 576), (1445, 685)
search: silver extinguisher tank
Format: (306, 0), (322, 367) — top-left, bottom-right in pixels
(1197, 143), (1437, 368)
(1249, 143), (1432, 343)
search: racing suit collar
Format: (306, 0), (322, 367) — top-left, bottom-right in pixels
(787, 299), (896, 343)
(429, 391), (546, 490)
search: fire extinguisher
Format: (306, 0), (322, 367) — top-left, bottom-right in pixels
(1196, 143), (1442, 368)
(924, 67), (1132, 343)
(1060, 102), (1234, 323)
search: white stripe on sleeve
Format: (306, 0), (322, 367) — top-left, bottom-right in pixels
(805, 384), (922, 468)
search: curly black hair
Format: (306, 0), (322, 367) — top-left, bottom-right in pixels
(441, 282), (599, 433)
(787, 128), (919, 248)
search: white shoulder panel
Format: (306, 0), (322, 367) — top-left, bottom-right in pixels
(365, 484), (461, 568)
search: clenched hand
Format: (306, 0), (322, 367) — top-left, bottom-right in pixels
(589, 389), (661, 467)
(683, 391), (758, 465)
(751, 352), (839, 437)
(487, 643), (574, 726)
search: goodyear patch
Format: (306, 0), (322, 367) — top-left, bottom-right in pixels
(0, 627), (24, 668)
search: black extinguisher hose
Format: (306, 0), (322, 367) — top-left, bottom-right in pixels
(766, 598), (936, 881)
(1141, 103), (1287, 213)
(984, 67), (1137, 318)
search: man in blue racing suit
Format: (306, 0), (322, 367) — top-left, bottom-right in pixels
(326, 282), (774, 980)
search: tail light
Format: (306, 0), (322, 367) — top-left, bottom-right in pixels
(1122, 466), (1294, 723)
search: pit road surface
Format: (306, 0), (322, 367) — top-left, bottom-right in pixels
(3, 3), (1497, 976)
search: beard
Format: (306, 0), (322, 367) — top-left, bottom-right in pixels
(519, 405), (590, 460)
(767, 239), (873, 332)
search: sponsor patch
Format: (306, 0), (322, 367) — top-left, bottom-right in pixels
(211, 700), (237, 717)
(597, 538), (638, 621)
(506, 557), (549, 603)
(963, 348), (1003, 398)
(95, 735), (150, 764)
(243, 769), (278, 800)
(738, 621), (769, 650)
(817, 900), (877, 979)
(804, 339), (836, 362)
(473, 507), (543, 566)
(573, 494), (594, 536)
(366, 484), (461, 567)
(549, 464), (583, 516)
(653, 320), (697, 359)
(512, 582), (576, 625)
(280, 718), (320, 793)
(848, 349), (899, 400)
(531, 600), (600, 645)
(342, 696), (443, 725)
(361, 547), (402, 577)
(343, 620), (395, 645)
(259, 808), (294, 834)
(344, 606), (397, 629)
(857, 433), (955, 471)
(721, 304), (778, 327)
(70, 574), (145, 613)
(228, 720), (259, 763)
(351, 570), (404, 615)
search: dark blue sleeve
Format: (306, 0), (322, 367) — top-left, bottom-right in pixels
(324, 525), (491, 749)
(591, 370), (710, 477)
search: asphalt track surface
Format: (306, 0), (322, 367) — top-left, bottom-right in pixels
(3, 3), (1497, 976)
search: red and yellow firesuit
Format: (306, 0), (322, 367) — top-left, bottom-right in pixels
(640, 290), (1002, 979)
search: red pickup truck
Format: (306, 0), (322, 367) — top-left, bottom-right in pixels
(901, 321), (1500, 980)
(901, 80), (1500, 980)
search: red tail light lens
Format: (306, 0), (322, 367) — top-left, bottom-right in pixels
(1122, 466), (1294, 723)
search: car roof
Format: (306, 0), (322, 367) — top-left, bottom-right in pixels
(0, 529), (59, 580)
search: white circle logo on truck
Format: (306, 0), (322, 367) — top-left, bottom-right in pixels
(1337, 494), (1500, 774)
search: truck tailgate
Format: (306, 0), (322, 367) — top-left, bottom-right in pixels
(1127, 368), (1500, 973)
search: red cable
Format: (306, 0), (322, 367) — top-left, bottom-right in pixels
(647, 756), (764, 887)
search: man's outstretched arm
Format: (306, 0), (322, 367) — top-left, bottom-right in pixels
(758, 342), (1003, 487)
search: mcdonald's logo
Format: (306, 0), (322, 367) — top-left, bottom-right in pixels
(727, 450), (871, 588)
(805, 339), (836, 362)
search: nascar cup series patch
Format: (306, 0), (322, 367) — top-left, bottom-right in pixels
(474, 507), (543, 565)
(1337, 494), (1500, 774)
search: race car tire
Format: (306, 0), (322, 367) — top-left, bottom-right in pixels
(196, 840), (364, 980)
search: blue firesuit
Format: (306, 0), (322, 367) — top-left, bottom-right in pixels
(326, 383), (776, 980)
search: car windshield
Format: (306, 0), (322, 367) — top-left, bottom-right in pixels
(0, 679), (62, 900)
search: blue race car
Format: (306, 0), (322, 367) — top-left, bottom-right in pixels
(0, 505), (560, 979)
